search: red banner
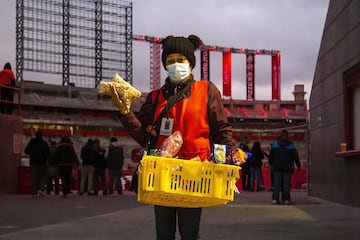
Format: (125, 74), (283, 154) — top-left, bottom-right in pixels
(201, 49), (210, 80)
(246, 53), (255, 100)
(271, 53), (281, 100)
(222, 51), (232, 97)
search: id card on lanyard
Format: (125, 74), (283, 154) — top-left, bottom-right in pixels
(159, 118), (174, 136)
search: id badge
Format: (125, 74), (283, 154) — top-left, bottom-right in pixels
(159, 118), (174, 136)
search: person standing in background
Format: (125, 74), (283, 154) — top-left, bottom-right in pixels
(269, 129), (301, 204)
(79, 138), (95, 196)
(264, 144), (275, 192)
(0, 62), (16, 114)
(25, 130), (50, 197)
(106, 137), (124, 195)
(93, 138), (107, 196)
(56, 136), (79, 198)
(46, 141), (60, 195)
(239, 135), (251, 191)
(249, 141), (264, 192)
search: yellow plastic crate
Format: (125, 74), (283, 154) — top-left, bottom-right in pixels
(137, 155), (240, 208)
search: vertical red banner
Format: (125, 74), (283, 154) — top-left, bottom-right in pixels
(246, 53), (255, 100)
(223, 51), (232, 97)
(271, 52), (281, 100)
(201, 49), (210, 80)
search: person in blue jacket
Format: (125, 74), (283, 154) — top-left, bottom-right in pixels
(269, 129), (301, 204)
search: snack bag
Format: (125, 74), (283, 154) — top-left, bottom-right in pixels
(99, 73), (142, 114)
(159, 131), (183, 158)
(212, 144), (228, 164)
(232, 148), (252, 166)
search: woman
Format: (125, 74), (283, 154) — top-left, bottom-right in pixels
(108, 34), (236, 240)
(56, 136), (79, 197)
(249, 141), (264, 192)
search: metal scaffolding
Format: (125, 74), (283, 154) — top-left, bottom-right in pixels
(16, 0), (133, 88)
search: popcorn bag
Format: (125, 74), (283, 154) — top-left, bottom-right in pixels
(99, 73), (141, 114)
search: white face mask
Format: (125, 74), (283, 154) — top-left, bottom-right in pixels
(166, 63), (191, 84)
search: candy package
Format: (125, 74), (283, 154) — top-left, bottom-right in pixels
(159, 131), (183, 158)
(232, 148), (252, 166)
(212, 144), (228, 164)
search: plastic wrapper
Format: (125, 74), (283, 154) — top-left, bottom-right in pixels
(99, 73), (141, 114)
(159, 131), (183, 158)
(232, 148), (252, 166)
(212, 144), (228, 164)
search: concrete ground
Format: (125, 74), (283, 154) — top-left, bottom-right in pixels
(0, 190), (359, 240)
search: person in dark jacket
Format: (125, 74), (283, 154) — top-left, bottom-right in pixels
(239, 135), (251, 191)
(46, 141), (60, 195)
(0, 62), (16, 114)
(24, 130), (50, 197)
(80, 139), (95, 195)
(56, 136), (79, 198)
(269, 129), (301, 204)
(106, 137), (124, 194)
(249, 141), (264, 192)
(93, 138), (107, 196)
(107, 34), (236, 240)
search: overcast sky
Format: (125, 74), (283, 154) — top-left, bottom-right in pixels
(0, 0), (329, 100)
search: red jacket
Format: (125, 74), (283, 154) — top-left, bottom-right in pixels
(0, 69), (15, 86)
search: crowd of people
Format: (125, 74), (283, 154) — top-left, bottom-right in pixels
(24, 130), (125, 198)
(239, 130), (302, 205)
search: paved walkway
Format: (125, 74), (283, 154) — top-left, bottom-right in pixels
(0, 190), (359, 240)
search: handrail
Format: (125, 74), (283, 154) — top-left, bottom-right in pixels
(0, 84), (22, 115)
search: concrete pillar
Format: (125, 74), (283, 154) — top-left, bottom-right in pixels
(0, 114), (22, 194)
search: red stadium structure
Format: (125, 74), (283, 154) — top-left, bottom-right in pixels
(133, 34), (281, 101)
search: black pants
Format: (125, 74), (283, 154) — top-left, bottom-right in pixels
(47, 176), (60, 194)
(154, 205), (201, 240)
(30, 164), (48, 194)
(0, 87), (13, 114)
(59, 166), (73, 195)
(94, 168), (107, 195)
(241, 164), (250, 190)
